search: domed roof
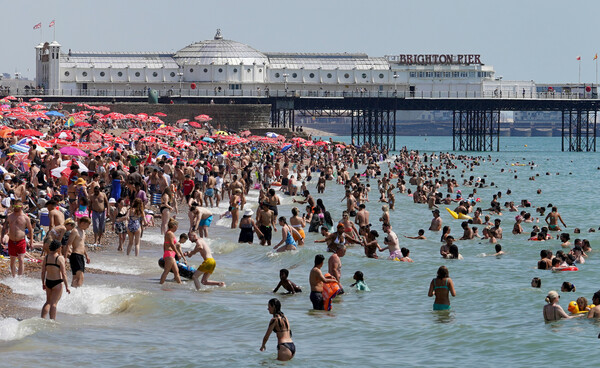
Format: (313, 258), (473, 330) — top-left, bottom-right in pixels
(173, 29), (268, 66)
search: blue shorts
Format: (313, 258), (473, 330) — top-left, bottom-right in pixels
(433, 303), (451, 311)
(199, 216), (213, 227)
(205, 188), (214, 198)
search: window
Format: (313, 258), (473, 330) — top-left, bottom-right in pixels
(233, 68), (238, 73)
(327, 73), (332, 78)
(100, 71), (105, 77)
(344, 73), (350, 78)
(379, 73), (384, 79)
(118, 71), (123, 77)
(460, 72), (468, 77)
(218, 68), (223, 73)
(259, 69), (262, 72)
(444, 72), (451, 78)
(309, 73), (315, 78)
(152, 72), (158, 77)
(204, 69), (208, 73)
(189, 68), (194, 73)
(453, 72), (459, 78)
(292, 73), (297, 78)
(469, 72), (475, 77)
(64, 71), (70, 76)
(135, 72), (140, 77)
(418, 72), (425, 78)
(362, 73), (367, 78)
(409, 72), (416, 78)
(170, 72), (176, 77)
(426, 72), (433, 78)
(435, 72), (442, 78)
(229, 84), (241, 90)
(275, 72), (280, 78)
(82, 71), (88, 77)
(247, 68), (251, 73)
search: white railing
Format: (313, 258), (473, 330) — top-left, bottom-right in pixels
(4, 88), (597, 100)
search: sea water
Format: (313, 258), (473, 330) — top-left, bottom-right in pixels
(2, 136), (600, 367)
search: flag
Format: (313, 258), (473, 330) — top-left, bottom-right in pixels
(146, 151), (153, 164)
(49, 20), (55, 28)
(33, 22), (41, 30)
(577, 56), (581, 61)
(594, 54), (598, 60)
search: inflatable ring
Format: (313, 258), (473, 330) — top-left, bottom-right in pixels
(568, 301), (596, 314)
(556, 266), (578, 271)
(271, 182), (282, 187)
(322, 273), (341, 311)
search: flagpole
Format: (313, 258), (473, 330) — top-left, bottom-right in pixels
(578, 60), (581, 84)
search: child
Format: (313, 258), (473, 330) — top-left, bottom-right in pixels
(398, 247), (413, 262)
(531, 277), (541, 288)
(184, 231), (225, 290)
(350, 271), (370, 291)
(177, 233), (188, 263)
(404, 229), (426, 240)
(492, 244), (504, 256)
(363, 230), (382, 259)
(273, 269), (302, 294)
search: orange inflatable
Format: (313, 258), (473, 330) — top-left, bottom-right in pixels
(322, 273), (341, 311)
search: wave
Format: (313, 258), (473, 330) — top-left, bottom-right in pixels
(0, 317), (53, 342)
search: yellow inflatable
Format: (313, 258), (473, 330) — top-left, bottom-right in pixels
(445, 207), (472, 220)
(568, 301), (595, 314)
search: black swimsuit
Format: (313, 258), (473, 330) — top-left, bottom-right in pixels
(272, 315), (295, 356)
(45, 254), (63, 289)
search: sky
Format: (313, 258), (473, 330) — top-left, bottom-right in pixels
(2, 0), (600, 84)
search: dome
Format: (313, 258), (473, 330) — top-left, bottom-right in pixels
(173, 29), (268, 66)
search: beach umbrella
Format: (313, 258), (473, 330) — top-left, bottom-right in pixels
(113, 137), (128, 145)
(51, 160), (89, 178)
(96, 146), (121, 154)
(176, 118), (189, 125)
(174, 140), (191, 148)
(59, 146), (88, 157)
(0, 128), (14, 138)
(280, 144), (293, 153)
(215, 131), (229, 136)
(30, 104), (47, 110)
(154, 112), (167, 117)
(14, 129), (43, 137)
(266, 132), (278, 138)
(17, 102), (31, 107)
(17, 137), (51, 148)
(189, 121), (202, 128)
(46, 138), (69, 146)
(140, 136), (160, 143)
(202, 137), (215, 143)
(156, 150), (171, 158)
(10, 144), (30, 153)
(28, 98), (42, 102)
(45, 111), (64, 117)
(239, 130), (251, 137)
(128, 128), (146, 134)
(195, 114), (212, 122)
(74, 121), (92, 128)
(4, 96), (16, 101)
(314, 141), (329, 146)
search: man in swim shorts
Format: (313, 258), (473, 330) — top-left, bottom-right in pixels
(66, 217), (91, 287)
(257, 202), (276, 246)
(204, 172), (216, 207)
(197, 207), (213, 238)
(185, 232), (225, 290)
(5, 199), (33, 277)
(89, 186), (109, 246)
(309, 254), (338, 310)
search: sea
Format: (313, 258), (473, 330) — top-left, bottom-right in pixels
(2, 136), (600, 367)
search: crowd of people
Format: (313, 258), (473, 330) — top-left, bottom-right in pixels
(1, 97), (599, 361)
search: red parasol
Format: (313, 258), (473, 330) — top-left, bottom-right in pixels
(154, 112), (167, 117)
(31, 104), (47, 110)
(74, 122), (92, 127)
(189, 121), (202, 128)
(195, 114), (212, 122)
(176, 119), (189, 125)
(28, 98), (42, 102)
(14, 129), (43, 137)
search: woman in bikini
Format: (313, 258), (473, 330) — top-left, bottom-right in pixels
(427, 265), (456, 311)
(41, 240), (70, 320)
(260, 298), (295, 361)
(126, 198), (147, 256)
(273, 217), (299, 252)
(112, 198), (128, 252)
(159, 218), (183, 284)
(289, 207), (306, 246)
(543, 290), (573, 322)
(160, 187), (174, 235)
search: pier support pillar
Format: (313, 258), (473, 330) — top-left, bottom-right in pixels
(351, 105), (396, 151)
(270, 99), (295, 130)
(562, 109), (596, 152)
(452, 109), (500, 151)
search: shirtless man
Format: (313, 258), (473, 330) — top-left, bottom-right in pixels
(46, 199), (65, 230)
(197, 206), (213, 238)
(309, 254), (338, 310)
(344, 189), (358, 216)
(315, 224), (361, 253)
(205, 172), (216, 208)
(355, 204), (370, 228)
(184, 231), (225, 290)
(545, 206), (566, 231)
(89, 185), (109, 245)
(4, 200), (33, 277)
(257, 202), (276, 246)
(429, 209), (442, 231)
(380, 223), (401, 260)
(328, 244), (346, 288)
(66, 217), (91, 288)
(459, 221), (474, 240)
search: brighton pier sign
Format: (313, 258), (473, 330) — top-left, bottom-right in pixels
(386, 54), (482, 65)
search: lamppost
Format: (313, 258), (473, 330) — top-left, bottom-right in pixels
(178, 69), (184, 95)
(393, 72), (398, 95)
(283, 73), (289, 94)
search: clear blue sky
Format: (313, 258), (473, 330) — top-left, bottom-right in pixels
(3, 0), (599, 83)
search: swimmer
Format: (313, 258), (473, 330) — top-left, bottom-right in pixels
(587, 290), (600, 318)
(350, 271), (370, 291)
(273, 269), (302, 294)
(545, 206), (566, 231)
(404, 229), (426, 239)
(428, 265), (456, 311)
(531, 277), (541, 288)
(543, 290), (574, 321)
(260, 298), (295, 361)
(561, 282), (576, 292)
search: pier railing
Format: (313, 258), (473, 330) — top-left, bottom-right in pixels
(4, 88), (597, 100)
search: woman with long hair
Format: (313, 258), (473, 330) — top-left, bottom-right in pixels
(160, 187), (174, 235)
(112, 198), (128, 252)
(427, 266), (456, 311)
(260, 298), (295, 361)
(126, 198), (147, 256)
(159, 218), (182, 284)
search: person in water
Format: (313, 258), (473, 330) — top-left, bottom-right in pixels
(543, 290), (573, 321)
(350, 271), (370, 291)
(260, 298), (295, 361)
(586, 290), (600, 318)
(309, 254), (338, 310)
(428, 265), (456, 311)
(185, 231), (226, 289)
(41, 240), (70, 320)
(273, 268), (302, 294)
